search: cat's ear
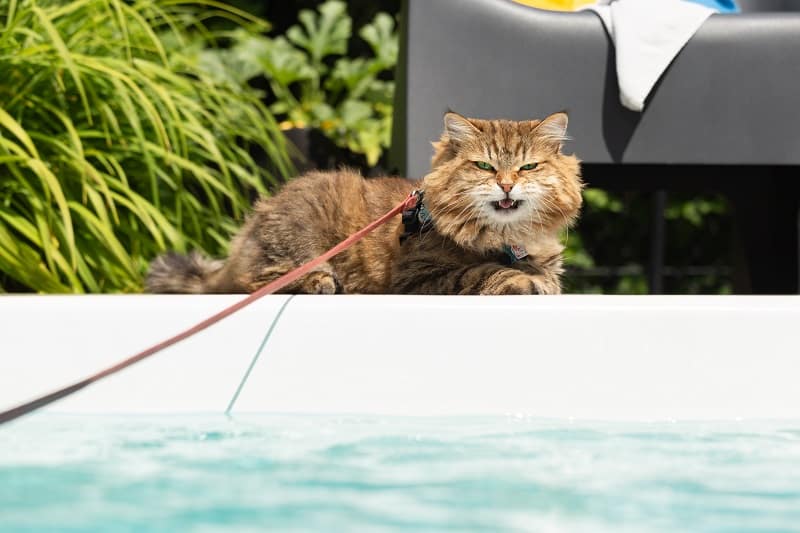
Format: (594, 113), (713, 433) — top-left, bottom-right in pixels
(443, 112), (480, 146)
(534, 111), (570, 150)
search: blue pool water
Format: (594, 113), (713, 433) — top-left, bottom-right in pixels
(2, 415), (800, 532)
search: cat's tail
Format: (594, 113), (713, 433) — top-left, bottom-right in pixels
(145, 251), (226, 294)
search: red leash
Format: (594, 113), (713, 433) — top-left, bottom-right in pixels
(0, 192), (419, 426)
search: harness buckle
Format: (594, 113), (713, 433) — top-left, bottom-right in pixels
(400, 190), (433, 244)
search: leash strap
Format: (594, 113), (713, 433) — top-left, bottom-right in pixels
(0, 193), (418, 426)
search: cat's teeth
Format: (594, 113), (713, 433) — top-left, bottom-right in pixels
(491, 199), (522, 212)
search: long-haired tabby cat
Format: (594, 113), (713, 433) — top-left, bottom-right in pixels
(146, 111), (583, 295)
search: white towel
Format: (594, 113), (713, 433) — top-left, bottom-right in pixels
(586, 0), (716, 112)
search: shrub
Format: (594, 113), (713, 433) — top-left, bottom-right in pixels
(200, 0), (398, 167)
(0, 0), (292, 293)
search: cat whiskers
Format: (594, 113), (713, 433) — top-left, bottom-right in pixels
(425, 193), (475, 244)
(536, 191), (572, 244)
(523, 192), (546, 231)
(438, 200), (480, 242)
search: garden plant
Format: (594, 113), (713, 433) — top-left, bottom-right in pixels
(0, 0), (292, 293)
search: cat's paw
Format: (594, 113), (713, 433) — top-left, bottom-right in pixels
(491, 274), (539, 295)
(483, 273), (559, 295)
(300, 270), (340, 295)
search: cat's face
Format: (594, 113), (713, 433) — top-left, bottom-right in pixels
(424, 112), (583, 248)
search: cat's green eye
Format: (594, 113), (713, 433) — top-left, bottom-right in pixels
(475, 161), (494, 171)
(520, 163), (538, 171)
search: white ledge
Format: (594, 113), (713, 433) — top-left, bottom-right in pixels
(1, 295), (799, 421)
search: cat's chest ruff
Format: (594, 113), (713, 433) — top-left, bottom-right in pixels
(401, 190), (529, 266)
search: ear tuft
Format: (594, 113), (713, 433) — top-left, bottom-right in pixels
(535, 112), (570, 148)
(443, 112), (480, 146)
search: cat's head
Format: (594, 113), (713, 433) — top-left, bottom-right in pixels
(423, 111), (583, 250)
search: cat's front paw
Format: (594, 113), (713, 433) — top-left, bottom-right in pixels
(482, 273), (559, 295)
(300, 270), (340, 294)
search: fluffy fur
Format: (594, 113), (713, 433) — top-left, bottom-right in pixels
(146, 111), (583, 295)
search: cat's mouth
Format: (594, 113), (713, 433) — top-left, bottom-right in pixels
(492, 199), (522, 211)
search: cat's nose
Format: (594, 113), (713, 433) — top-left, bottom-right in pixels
(498, 182), (514, 193)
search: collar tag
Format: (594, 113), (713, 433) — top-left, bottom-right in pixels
(417, 202), (432, 226)
(502, 244), (529, 264)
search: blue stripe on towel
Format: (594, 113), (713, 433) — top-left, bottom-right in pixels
(686, 0), (739, 13)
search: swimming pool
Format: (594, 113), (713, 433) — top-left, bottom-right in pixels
(2, 415), (800, 532)
(1, 295), (799, 530)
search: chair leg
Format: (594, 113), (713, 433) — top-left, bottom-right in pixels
(648, 190), (667, 294)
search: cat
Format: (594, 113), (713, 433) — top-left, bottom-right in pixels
(145, 111), (583, 295)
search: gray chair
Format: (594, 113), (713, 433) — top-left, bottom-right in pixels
(390, 0), (800, 293)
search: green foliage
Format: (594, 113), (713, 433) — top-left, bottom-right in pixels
(665, 196), (726, 226)
(0, 0), (292, 293)
(203, 0), (398, 166)
(287, 0), (351, 64)
(581, 188), (623, 213)
(566, 189), (732, 294)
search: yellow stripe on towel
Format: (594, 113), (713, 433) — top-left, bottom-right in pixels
(512, 0), (595, 11)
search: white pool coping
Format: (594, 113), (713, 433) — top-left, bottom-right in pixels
(1, 294), (799, 421)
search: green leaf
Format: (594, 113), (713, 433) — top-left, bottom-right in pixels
(286, 0), (351, 66)
(0, 107), (39, 157)
(326, 57), (376, 97)
(338, 99), (372, 127)
(31, 5), (92, 121)
(359, 12), (398, 69)
(26, 158), (77, 269)
(258, 36), (316, 88)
